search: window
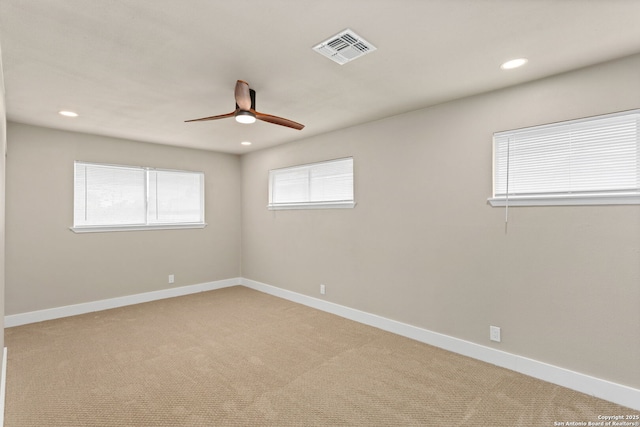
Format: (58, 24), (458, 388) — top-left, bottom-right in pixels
(72, 162), (205, 232)
(489, 109), (640, 206)
(268, 157), (355, 209)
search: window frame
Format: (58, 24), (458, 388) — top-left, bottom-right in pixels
(268, 157), (355, 210)
(71, 161), (206, 233)
(488, 109), (640, 207)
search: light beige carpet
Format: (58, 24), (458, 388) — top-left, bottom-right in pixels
(4, 286), (637, 426)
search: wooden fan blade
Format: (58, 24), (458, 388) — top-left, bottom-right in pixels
(235, 80), (252, 111)
(254, 110), (304, 130)
(184, 111), (236, 122)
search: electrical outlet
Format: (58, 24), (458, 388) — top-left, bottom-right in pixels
(490, 326), (501, 342)
(168, 274), (175, 284)
(320, 284), (326, 295)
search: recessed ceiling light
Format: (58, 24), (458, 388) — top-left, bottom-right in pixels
(500, 58), (528, 70)
(241, 141), (252, 146)
(58, 110), (79, 117)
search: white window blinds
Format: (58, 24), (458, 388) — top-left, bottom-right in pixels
(269, 157), (355, 209)
(490, 109), (640, 206)
(73, 162), (205, 232)
(148, 170), (204, 224)
(74, 163), (147, 227)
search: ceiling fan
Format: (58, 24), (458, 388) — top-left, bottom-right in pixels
(185, 80), (304, 130)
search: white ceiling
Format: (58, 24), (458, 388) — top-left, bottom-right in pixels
(1, 1), (639, 154)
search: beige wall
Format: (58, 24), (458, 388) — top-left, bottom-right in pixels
(5, 123), (241, 315)
(241, 54), (640, 389)
(0, 40), (6, 353)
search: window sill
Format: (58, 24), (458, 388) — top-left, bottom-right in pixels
(268, 201), (356, 210)
(488, 194), (640, 207)
(70, 223), (207, 233)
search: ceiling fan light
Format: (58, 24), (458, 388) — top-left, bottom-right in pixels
(235, 110), (256, 124)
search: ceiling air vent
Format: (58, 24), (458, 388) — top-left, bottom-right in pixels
(313, 29), (377, 65)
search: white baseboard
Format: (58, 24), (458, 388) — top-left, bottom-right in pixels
(3, 277), (639, 411)
(4, 278), (241, 328)
(241, 278), (640, 412)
